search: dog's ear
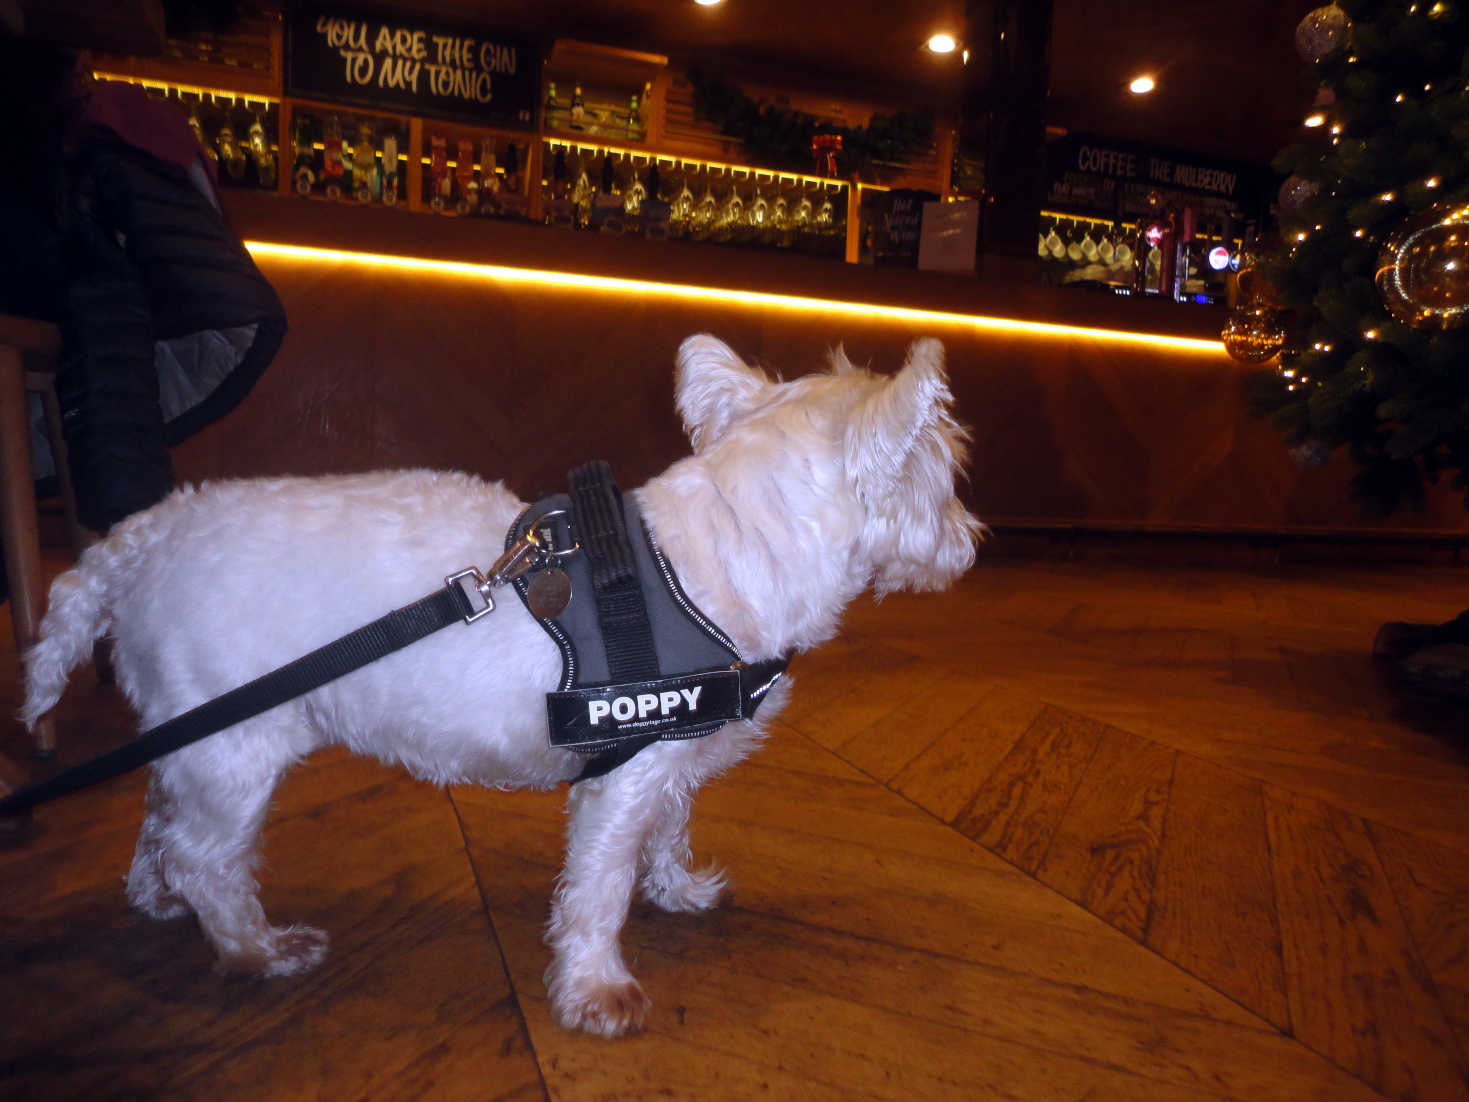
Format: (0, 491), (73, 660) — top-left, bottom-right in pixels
(675, 335), (769, 452)
(846, 338), (951, 491)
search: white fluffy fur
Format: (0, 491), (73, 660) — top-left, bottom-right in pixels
(21, 334), (982, 1036)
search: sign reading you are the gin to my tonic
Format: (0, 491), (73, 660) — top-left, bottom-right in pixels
(286, 3), (541, 130)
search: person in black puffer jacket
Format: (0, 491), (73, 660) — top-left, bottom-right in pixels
(61, 77), (287, 533)
(2, 48), (285, 539)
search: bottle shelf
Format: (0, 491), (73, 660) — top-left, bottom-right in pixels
(96, 26), (948, 269)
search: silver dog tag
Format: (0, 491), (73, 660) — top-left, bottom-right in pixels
(526, 567), (572, 619)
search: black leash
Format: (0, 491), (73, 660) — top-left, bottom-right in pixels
(0, 582), (479, 818)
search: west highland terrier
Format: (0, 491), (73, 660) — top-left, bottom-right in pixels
(20, 334), (981, 1035)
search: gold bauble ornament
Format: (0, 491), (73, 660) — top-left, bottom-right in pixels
(1375, 200), (1469, 330)
(1222, 305), (1287, 364)
(1295, 3), (1351, 63)
(1235, 266), (1280, 307)
(1233, 232), (1273, 274)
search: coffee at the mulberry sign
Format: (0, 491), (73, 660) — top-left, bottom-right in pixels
(1043, 131), (1272, 222)
(286, 3), (541, 130)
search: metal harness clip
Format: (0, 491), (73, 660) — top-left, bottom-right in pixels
(446, 509), (582, 626)
(445, 568), (495, 623)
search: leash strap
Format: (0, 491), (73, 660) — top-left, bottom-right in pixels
(0, 583), (476, 817)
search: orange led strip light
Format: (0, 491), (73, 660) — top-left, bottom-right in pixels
(243, 240), (1227, 355)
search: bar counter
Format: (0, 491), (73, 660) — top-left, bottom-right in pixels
(223, 190), (1228, 343)
(179, 189), (1469, 544)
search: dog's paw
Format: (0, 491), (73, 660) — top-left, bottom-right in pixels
(215, 924), (330, 978)
(553, 978), (652, 1037)
(262, 924), (330, 977)
(643, 862), (731, 913)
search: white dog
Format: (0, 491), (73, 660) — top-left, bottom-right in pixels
(20, 334), (981, 1036)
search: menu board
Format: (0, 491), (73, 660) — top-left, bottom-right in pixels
(918, 199), (980, 272)
(1045, 133), (1271, 221)
(286, 3), (541, 130)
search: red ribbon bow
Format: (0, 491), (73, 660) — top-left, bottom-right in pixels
(812, 133), (843, 177)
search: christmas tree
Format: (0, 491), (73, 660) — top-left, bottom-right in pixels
(1247, 0), (1469, 515)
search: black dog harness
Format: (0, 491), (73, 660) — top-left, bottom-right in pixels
(511, 461), (789, 781)
(0, 462), (787, 816)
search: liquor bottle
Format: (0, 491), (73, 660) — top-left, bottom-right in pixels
(546, 145), (573, 228)
(1172, 204), (1198, 302)
(499, 142), (526, 217)
(479, 138), (499, 214)
(248, 114), (276, 189)
(503, 142), (520, 193)
(570, 83), (585, 129)
(572, 154), (592, 228)
(623, 158), (646, 233)
(545, 81), (559, 124)
(455, 138), (477, 215)
(1135, 216), (1171, 295)
(429, 134), (448, 212)
(594, 152), (623, 232)
(382, 132), (399, 206)
(641, 160), (671, 240)
(353, 122), (378, 203)
(627, 93), (640, 139)
(322, 116), (345, 200)
(292, 113), (316, 196)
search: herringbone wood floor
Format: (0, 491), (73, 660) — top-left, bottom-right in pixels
(4, 555), (1469, 1101)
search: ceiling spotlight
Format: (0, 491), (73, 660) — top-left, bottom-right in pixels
(693, 0), (722, 6)
(1128, 75), (1155, 95)
(1303, 113), (1326, 127)
(927, 33), (958, 54)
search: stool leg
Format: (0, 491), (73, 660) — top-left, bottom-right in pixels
(31, 371), (88, 562)
(30, 372), (111, 685)
(0, 347), (53, 756)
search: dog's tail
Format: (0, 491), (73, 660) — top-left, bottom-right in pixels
(19, 516), (151, 730)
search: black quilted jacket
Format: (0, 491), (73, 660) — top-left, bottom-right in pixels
(59, 130), (286, 531)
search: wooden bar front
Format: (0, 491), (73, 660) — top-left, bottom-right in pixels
(174, 190), (1469, 542)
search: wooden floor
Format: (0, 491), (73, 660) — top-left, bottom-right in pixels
(4, 555), (1469, 1101)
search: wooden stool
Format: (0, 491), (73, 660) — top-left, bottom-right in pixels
(0, 314), (87, 758)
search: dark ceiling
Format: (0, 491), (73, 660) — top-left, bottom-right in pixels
(424, 0), (1319, 166)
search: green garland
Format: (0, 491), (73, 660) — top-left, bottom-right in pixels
(686, 68), (934, 177)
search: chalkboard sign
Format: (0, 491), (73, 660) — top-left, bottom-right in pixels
(873, 188), (937, 267)
(286, 3), (542, 131)
(918, 199), (979, 273)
